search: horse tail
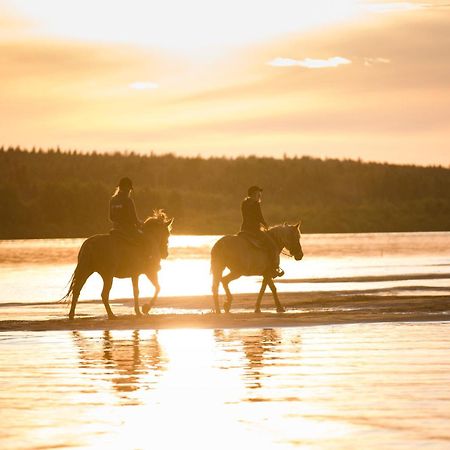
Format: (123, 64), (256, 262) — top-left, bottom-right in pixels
(60, 269), (76, 303)
(60, 239), (93, 304)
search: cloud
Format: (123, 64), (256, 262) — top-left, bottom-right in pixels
(129, 81), (159, 90)
(0, 7), (33, 33)
(364, 57), (391, 66)
(268, 56), (351, 69)
(362, 2), (427, 14)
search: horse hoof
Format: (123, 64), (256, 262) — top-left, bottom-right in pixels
(254, 309), (261, 314)
(135, 311), (143, 317)
(108, 314), (117, 320)
(68, 315), (75, 321)
(276, 307), (285, 313)
(142, 303), (151, 315)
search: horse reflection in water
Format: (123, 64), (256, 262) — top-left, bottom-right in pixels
(211, 222), (303, 313)
(72, 330), (167, 395)
(214, 328), (301, 392)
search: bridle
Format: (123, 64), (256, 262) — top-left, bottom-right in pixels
(273, 228), (296, 258)
(281, 249), (294, 258)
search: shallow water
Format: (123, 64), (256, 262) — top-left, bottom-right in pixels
(1, 322), (449, 449)
(0, 232), (449, 304)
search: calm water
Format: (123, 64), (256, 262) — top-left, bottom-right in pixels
(0, 232), (449, 304)
(1, 233), (449, 449)
(1, 323), (449, 449)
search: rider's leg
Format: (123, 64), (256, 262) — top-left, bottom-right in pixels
(259, 232), (284, 277)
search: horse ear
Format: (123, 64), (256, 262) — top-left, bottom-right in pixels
(295, 220), (302, 229)
(166, 218), (174, 227)
(283, 221), (288, 227)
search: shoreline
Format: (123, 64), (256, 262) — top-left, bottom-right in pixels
(1, 292), (449, 332)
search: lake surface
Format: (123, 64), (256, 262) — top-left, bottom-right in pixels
(0, 232), (449, 304)
(1, 233), (449, 449)
(1, 323), (449, 449)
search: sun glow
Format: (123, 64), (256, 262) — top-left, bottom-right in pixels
(8, 0), (362, 54)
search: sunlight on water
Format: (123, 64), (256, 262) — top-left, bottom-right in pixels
(0, 322), (449, 449)
(0, 232), (449, 303)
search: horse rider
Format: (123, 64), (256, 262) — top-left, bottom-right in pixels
(241, 185), (284, 278)
(109, 177), (143, 243)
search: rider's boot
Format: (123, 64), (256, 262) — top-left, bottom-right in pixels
(271, 267), (285, 278)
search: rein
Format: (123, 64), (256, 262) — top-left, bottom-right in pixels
(269, 226), (294, 258)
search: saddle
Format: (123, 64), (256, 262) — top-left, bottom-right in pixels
(109, 229), (154, 273)
(237, 231), (266, 250)
(109, 228), (140, 247)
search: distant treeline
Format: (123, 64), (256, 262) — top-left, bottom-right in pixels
(0, 146), (449, 238)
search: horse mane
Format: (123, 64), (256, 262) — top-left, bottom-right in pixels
(268, 223), (284, 230)
(268, 222), (300, 244)
(144, 209), (168, 224)
(268, 224), (285, 241)
(269, 222), (300, 231)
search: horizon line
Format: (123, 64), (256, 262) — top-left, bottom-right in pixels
(1, 144), (449, 170)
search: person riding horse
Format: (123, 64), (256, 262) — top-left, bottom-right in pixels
(109, 177), (143, 242)
(241, 185), (284, 278)
(109, 176), (157, 270)
(64, 176), (173, 319)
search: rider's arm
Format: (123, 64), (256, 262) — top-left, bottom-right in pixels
(255, 202), (268, 230)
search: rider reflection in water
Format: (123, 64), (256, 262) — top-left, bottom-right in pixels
(109, 177), (143, 243)
(241, 186), (284, 278)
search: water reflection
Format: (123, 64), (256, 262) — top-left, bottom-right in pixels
(72, 330), (168, 398)
(2, 232), (450, 304)
(242, 329), (281, 389)
(1, 324), (450, 449)
(215, 328), (284, 389)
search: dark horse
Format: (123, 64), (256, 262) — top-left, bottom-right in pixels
(211, 222), (303, 313)
(63, 211), (173, 319)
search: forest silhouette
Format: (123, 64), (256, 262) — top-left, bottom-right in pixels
(1, 146), (449, 238)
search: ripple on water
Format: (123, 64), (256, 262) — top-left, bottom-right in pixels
(0, 322), (449, 449)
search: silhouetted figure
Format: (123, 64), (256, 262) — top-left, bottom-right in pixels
(109, 177), (143, 242)
(63, 210), (173, 319)
(210, 203), (303, 313)
(241, 185), (284, 278)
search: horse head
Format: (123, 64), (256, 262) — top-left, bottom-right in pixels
(142, 210), (174, 260)
(280, 221), (303, 260)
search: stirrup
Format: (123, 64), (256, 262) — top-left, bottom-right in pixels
(272, 268), (285, 278)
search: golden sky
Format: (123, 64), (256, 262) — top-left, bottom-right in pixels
(0, 0), (449, 165)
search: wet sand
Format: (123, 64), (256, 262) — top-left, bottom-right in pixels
(1, 290), (449, 331)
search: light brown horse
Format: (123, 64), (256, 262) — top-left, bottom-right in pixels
(211, 222), (303, 313)
(63, 211), (173, 319)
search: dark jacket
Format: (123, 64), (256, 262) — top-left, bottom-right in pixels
(109, 190), (140, 233)
(240, 197), (268, 233)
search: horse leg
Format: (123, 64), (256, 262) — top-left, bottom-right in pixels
(267, 279), (285, 313)
(222, 272), (240, 313)
(254, 277), (269, 313)
(212, 267), (223, 314)
(142, 272), (160, 314)
(68, 269), (92, 320)
(101, 275), (116, 319)
(132, 276), (142, 317)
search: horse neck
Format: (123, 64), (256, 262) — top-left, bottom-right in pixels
(268, 226), (286, 252)
(147, 232), (163, 259)
(143, 226), (160, 252)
